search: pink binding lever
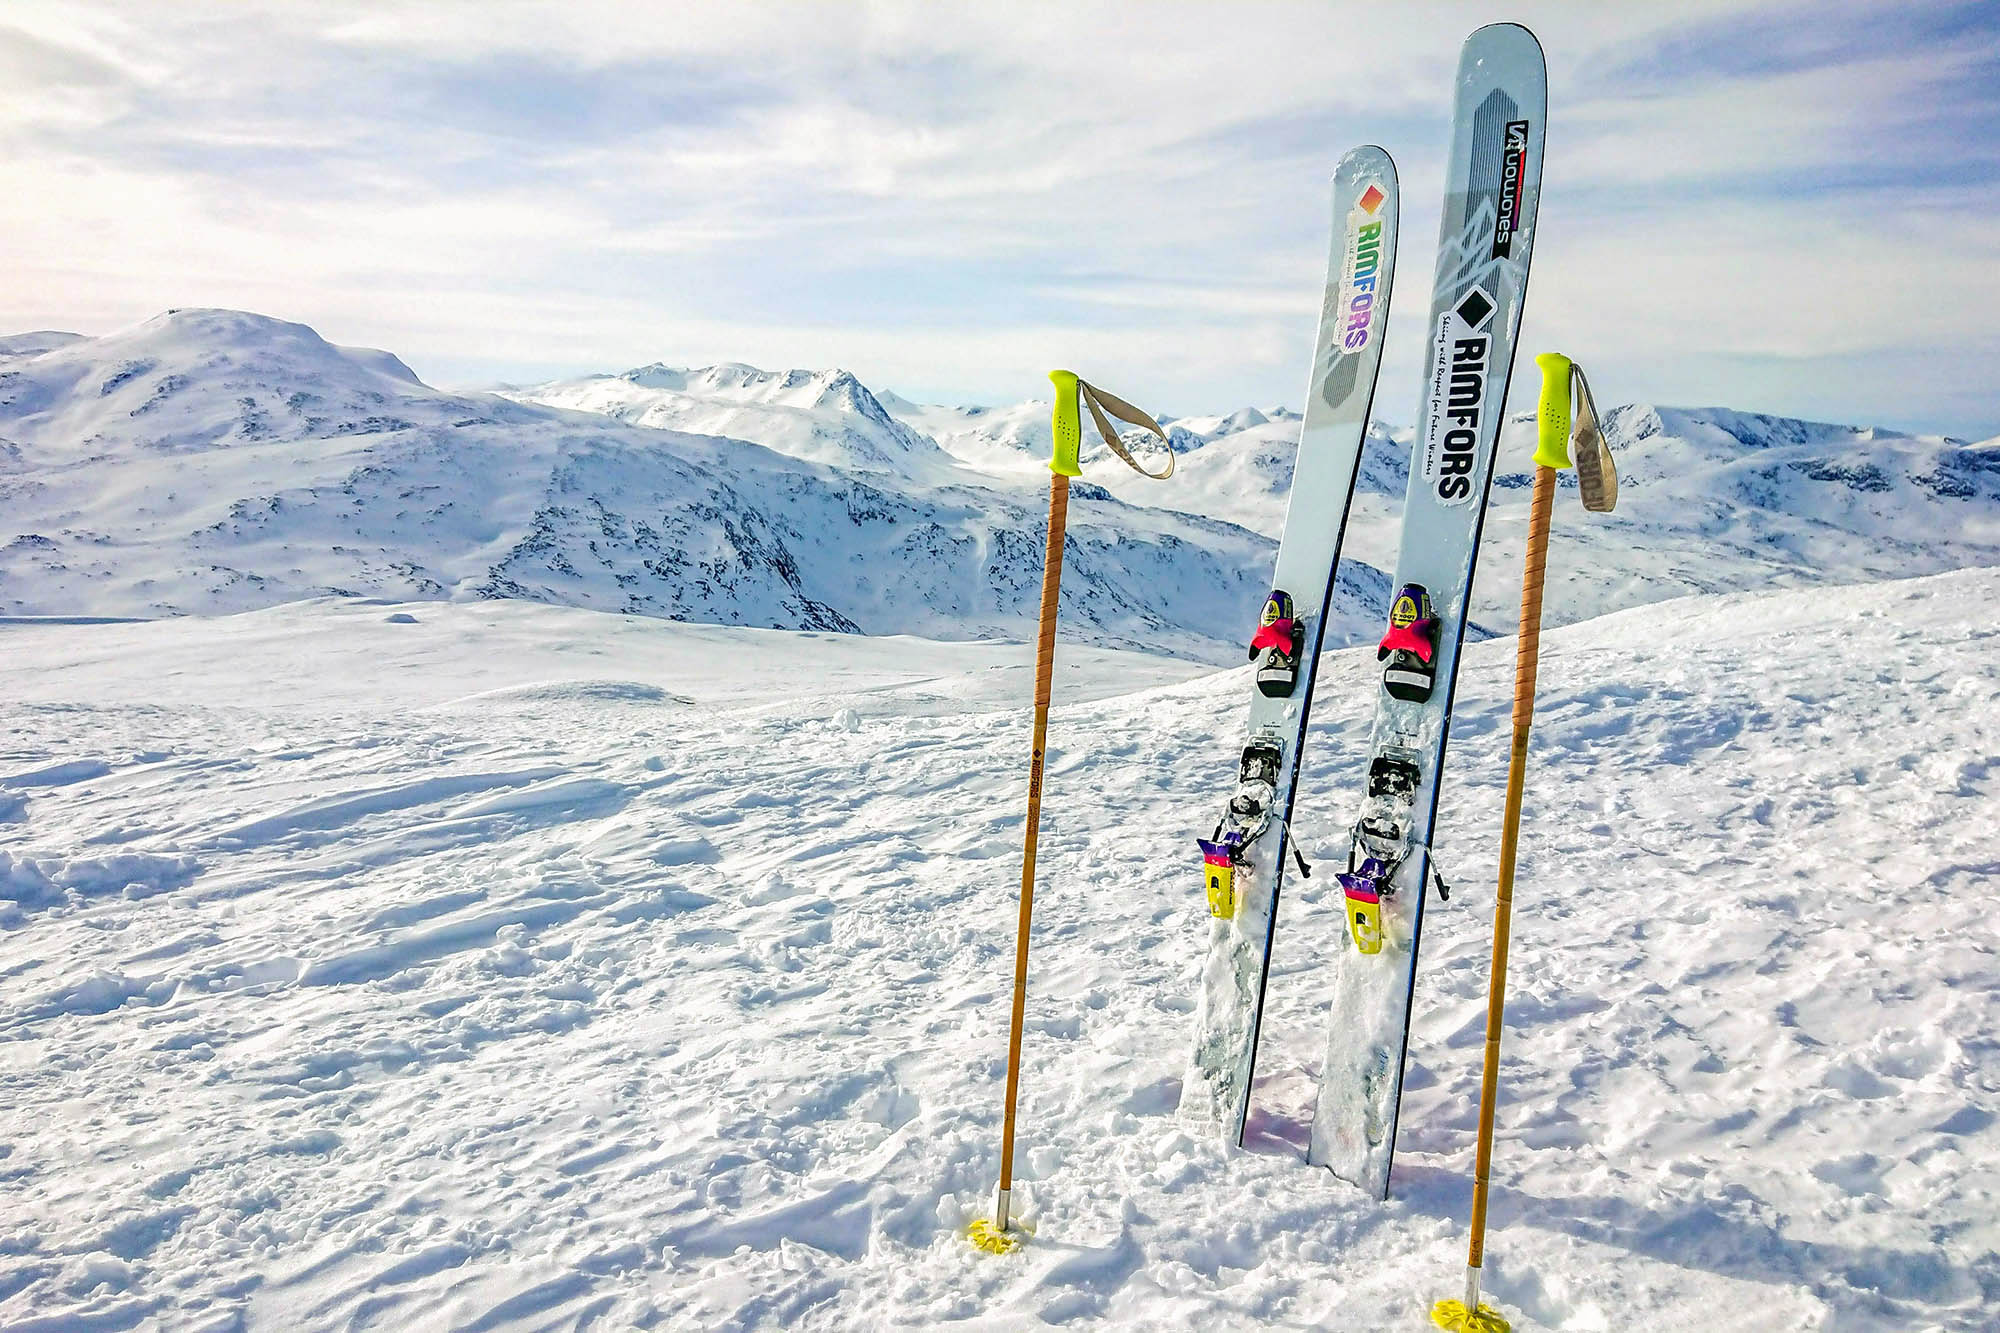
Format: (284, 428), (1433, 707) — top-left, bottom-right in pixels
(1378, 618), (1437, 665)
(1250, 618), (1297, 653)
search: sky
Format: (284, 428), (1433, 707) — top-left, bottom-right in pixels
(0, 0), (1995, 438)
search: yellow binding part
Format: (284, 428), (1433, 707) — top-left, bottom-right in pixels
(1204, 857), (1235, 919)
(1346, 893), (1384, 955)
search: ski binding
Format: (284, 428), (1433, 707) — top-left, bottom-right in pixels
(1368, 753), (1421, 803)
(1249, 589), (1305, 698)
(1226, 741), (1282, 839)
(1378, 583), (1439, 702)
(1340, 857), (1391, 955)
(1197, 740), (1284, 919)
(1340, 744), (1425, 950)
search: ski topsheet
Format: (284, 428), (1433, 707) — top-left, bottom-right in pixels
(1307, 24), (1547, 1198)
(1180, 146), (1399, 1142)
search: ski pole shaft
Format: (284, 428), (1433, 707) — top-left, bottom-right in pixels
(1465, 354), (1569, 1283)
(1510, 466), (1556, 730)
(995, 469), (1069, 1232)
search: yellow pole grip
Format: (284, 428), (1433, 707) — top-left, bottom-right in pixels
(1532, 352), (1573, 471)
(1047, 370), (1084, 477)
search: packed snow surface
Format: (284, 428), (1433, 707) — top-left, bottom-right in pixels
(4, 569), (1995, 1330)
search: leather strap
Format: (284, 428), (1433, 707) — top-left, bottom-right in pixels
(1077, 378), (1175, 480)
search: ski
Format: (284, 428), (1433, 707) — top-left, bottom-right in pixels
(1307, 22), (1548, 1198)
(1180, 145), (1399, 1142)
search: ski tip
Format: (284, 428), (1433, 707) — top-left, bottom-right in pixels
(1340, 142), (1395, 171)
(1463, 21), (1545, 65)
(1333, 145), (1397, 217)
(1466, 20), (1541, 46)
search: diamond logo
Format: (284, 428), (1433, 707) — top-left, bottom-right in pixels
(1357, 183), (1385, 215)
(1454, 288), (1495, 328)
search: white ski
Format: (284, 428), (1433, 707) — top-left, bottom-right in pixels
(1181, 145), (1399, 1142)
(1308, 22), (1549, 1198)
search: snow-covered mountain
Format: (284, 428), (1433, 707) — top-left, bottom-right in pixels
(0, 310), (1305, 661)
(7, 309), (1997, 663)
(513, 372), (1190, 484)
(1469, 403), (2000, 629)
(505, 362), (952, 475)
(879, 381), (2000, 633)
(0, 330), (86, 360)
(884, 393), (1284, 489)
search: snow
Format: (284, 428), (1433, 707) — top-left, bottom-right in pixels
(3, 569), (1996, 1330)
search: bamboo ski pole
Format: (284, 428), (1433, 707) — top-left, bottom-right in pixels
(990, 442), (1069, 1244)
(971, 371), (1173, 1255)
(1436, 352), (1615, 1332)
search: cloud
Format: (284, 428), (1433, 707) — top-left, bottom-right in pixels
(0, 0), (1992, 437)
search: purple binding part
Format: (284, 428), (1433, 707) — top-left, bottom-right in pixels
(1339, 856), (1393, 900)
(1199, 833), (1247, 862)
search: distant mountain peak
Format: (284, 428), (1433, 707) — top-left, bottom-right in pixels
(514, 359), (945, 474)
(617, 362), (690, 390)
(0, 330), (85, 360)
(0, 308), (431, 457)
(95, 308), (426, 388)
